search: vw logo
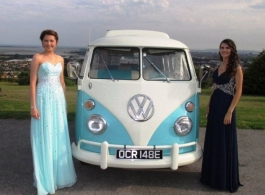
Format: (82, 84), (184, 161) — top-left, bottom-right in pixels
(127, 94), (154, 121)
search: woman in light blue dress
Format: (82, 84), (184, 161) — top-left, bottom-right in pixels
(30, 29), (76, 195)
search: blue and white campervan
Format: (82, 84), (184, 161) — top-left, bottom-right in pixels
(67, 30), (208, 170)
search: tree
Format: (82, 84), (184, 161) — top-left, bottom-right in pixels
(243, 50), (265, 95)
(18, 71), (30, 85)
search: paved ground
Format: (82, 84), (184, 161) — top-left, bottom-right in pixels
(0, 119), (264, 195)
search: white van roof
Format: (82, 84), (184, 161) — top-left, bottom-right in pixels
(104, 30), (170, 38)
(90, 30), (188, 49)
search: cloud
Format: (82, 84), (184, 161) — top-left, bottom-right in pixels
(250, 1), (265, 9)
(96, 0), (170, 17)
(0, 0), (264, 50)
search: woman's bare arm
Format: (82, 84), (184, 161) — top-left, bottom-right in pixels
(224, 66), (243, 124)
(30, 54), (40, 119)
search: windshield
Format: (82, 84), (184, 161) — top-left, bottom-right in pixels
(142, 48), (191, 81)
(89, 47), (140, 80)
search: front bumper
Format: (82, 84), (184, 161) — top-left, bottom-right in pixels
(72, 140), (202, 170)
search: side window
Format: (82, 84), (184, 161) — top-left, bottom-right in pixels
(80, 50), (89, 77)
(142, 49), (191, 81)
(89, 47), (140, 80)
(187, 51), (197, 80)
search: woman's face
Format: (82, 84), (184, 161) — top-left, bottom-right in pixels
(42, 35), (57, 52)
(219, 42), (231, 59)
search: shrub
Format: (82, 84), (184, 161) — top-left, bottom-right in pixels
(243, 50), (265, 95)
(18, 71), (30, 85)
(18, 77), (30, 85)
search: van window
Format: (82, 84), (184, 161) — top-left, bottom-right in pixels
(79, 50), (89, 77)
(142, 48), (191, 81)
(89, 47), (140, 80)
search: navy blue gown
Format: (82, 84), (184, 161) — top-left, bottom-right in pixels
(200, 68), (241, 193)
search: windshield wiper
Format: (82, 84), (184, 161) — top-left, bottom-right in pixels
(96, 51), (170, 82)
(143, 53), (170, 83)
(97, 51), (115, 81)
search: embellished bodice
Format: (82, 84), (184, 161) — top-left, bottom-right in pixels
(213, 68), (235, 96)
(37, 62), (62, 87)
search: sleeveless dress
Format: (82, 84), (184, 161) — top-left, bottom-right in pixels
(200, 67), (241, 193)
(31, 62), (76, 195)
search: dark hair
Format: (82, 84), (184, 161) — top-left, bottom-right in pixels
(219, 39), (240, 77)
(40, 29), (59, 42)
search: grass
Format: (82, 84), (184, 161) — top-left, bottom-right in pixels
(199, 89), (265, 129)
(0, 82), (265, 129)
(0, 82), (77, 121)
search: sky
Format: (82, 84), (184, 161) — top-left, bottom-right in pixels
(0, 0), (265, 51)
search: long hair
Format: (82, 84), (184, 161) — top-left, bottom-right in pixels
(39, 29), (59, 42)
(219, 39), (240, 77)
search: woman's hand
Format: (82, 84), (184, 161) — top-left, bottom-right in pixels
(31, 108), (40, 119)
(224, 111), (232, 125)
(206, 105), (210, 119)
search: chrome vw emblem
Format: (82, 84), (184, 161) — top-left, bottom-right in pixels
(127, 94), (154, 121)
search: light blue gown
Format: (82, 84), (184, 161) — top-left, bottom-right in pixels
(31, 62), (76, 195)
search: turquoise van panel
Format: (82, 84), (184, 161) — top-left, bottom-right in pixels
(75, 90), (84, 145)
(148, 94), (199, 155)
(76, 91), (199, 156)
(75, 91), (134, 154)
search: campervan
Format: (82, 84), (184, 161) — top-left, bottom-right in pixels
(67, 30), (209, 170)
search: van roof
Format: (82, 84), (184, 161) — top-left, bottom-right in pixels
(90, 30), (188, 49)
(105, 30), (170, 38)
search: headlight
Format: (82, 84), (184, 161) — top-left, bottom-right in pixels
(174, 117), (192, 136)
(87, 115), (107, 134)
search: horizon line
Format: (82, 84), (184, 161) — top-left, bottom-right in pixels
(0, 44), (261, 53)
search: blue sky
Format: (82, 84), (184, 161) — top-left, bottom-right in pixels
(0, 0), (265, 51)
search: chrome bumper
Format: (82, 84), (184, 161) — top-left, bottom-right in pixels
(72, 140), (202, 170)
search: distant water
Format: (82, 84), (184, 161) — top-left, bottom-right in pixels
(0, 45), (259, 56)
(0, 45), (86, 56)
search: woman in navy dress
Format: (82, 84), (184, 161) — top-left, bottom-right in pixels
(200, 39), (243, 193)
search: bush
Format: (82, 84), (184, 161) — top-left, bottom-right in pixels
(18, 77), (30, 85)
(243, 50), (265, 95)
(18, 71), (30, 85)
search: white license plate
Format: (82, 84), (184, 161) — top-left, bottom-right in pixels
(116, 149), (163, 159)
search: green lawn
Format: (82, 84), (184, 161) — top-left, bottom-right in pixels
(0, 82), (77, 121)
(199, 89), (265, 129)
(0, 82), (264, 129)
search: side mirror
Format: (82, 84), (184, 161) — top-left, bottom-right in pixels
(199, 64), (210, 89)
(200, 64), (210, 82)
(67, 61), (80, 79)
